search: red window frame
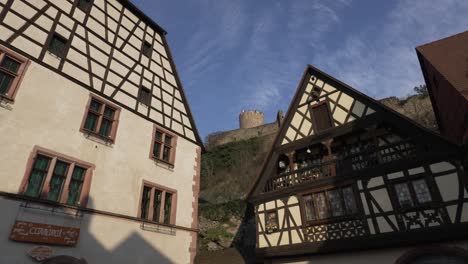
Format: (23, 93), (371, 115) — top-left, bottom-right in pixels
(80, 94), (121, 143)
(0, 45), (30, 102)
(137, 180), (177, 225)
(18, 146), (95, 207)
(149, 124), (178, 166)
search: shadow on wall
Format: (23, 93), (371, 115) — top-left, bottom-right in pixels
(3, 197), (176, 264)
(231, 202), (258, 264)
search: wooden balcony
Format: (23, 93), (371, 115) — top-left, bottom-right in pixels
(264, 140), (417, 193)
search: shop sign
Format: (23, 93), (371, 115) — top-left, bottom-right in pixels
(10, 221), (80, 246)
(27, 246), (53, 261)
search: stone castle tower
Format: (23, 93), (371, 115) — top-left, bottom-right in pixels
(206, 110), (283, 148)
(239, 110), (265, 129)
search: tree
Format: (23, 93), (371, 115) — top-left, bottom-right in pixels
(413, 85), (428, 97)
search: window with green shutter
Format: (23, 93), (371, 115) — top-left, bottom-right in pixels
(152, 190), (162, 222)
(24, 155), (51, 198)
(47, 161), (70, 202)
(151, 126), (177, 165)
(21, 147), (93, 207)
(139, 182), (176, 224)
(163, 193), (172, 224)
(66, 166), (86, 206)
(0, 46), (28, 101)
(140, 186), (151, 220)
(81, 95), (120, 142)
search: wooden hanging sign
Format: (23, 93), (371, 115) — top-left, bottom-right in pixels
(27, 246), (54, 261)
(9, 221), (80, 246)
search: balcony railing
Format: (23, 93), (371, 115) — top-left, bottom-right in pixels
(264, 140), (417, 193)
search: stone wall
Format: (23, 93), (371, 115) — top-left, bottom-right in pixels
(206, 111), (283, 149)
(206, 122), (279, 148)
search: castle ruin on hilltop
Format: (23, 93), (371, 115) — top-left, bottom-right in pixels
(206, 110), (284, 148)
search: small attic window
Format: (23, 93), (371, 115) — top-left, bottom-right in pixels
(138, 86), (151, 106)
(77, 0), (92, 12)
(48, 34), (68, 58)
(142, 41), (152, 58)
(311, 102), (333, 132)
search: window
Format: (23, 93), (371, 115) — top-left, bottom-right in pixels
(48, 34), (68, 58)
(138, 87), (151, 106)
(138, 181), (176, 225)
(265, 210), (279, 233)
(393, 178), (433, 209)
(80, 95), (120, 142)
(311, 102), (333, 132)
(76, 0), (92, 12)
(20, 146), (94, 206)
(301, 186), (358, 225)
(0, 45), (29, 101)
(150, 125), (177, 165)
(142, 41), (152, 58)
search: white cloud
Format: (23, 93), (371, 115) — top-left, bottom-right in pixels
(238, 0), (348, 111)
(313, 0), (468, 99)
(180, 0), (248, 85)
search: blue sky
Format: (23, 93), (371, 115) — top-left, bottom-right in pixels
(132, 0), (468, 140)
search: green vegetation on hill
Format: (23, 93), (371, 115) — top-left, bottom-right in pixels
(198, 137), (271, 253)
(200, 200), (246, 223)
(200, 136), (271, 203)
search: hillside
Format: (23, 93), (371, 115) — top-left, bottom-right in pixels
(196, 89), (437, 263)
(380, 94), (437, 131)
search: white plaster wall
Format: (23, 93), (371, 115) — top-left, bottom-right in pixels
(0, 198), (192, 264)
(0, 60), (198, 260)
(258, 196), (303, 248)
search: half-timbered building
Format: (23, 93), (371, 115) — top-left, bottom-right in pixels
(0, 0), (202, 263)
(247, 65), (468, 264)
